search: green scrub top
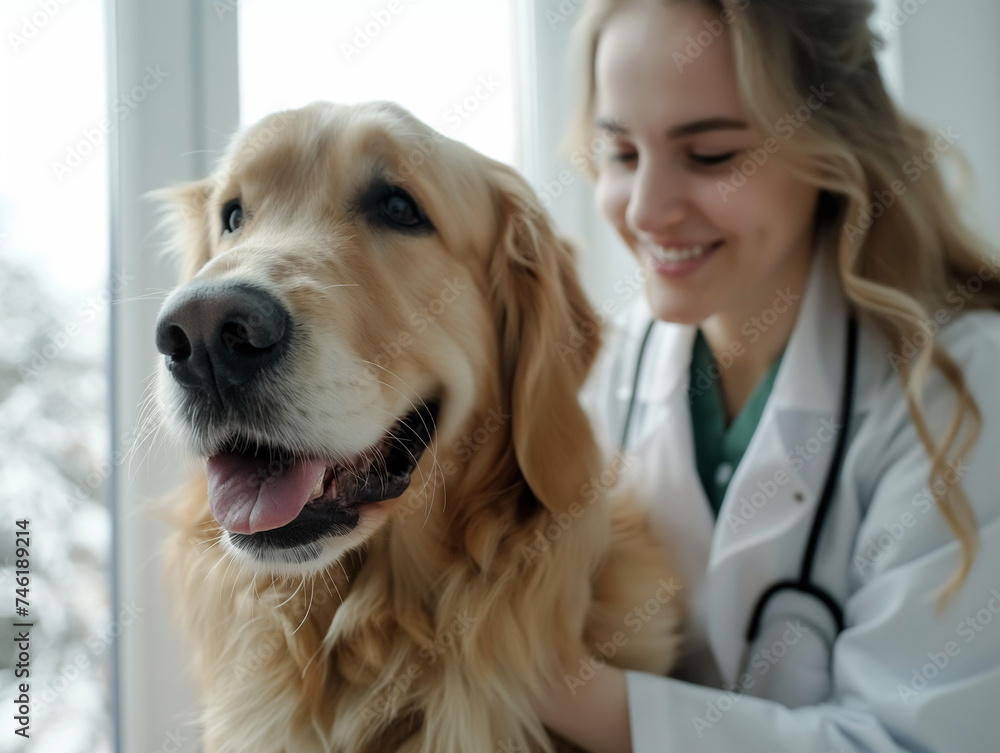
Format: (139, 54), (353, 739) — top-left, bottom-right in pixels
(688, 330), (785, 519)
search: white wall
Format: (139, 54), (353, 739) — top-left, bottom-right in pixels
(895, 0), (1000, 242)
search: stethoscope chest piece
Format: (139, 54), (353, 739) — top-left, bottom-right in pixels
(738, 587), (839, 707)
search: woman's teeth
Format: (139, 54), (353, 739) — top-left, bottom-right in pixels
(649, 244), (712, 263)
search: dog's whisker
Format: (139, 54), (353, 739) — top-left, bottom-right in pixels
(274, 577), (306, 610)
(199, 531), (227, 553)
(291, 578), (316, 635)
(239, 571), (258, 618)
(349, 408), (445, 517)
(300, 636), (326, 680)
(201, 128), (233, 147)
(202, 545), (233, 585)
(113, 289), (174, 305)
(225, 552), (245, 602)
(125, 371), (164, 471)
(210, 547), (238, 600)
(177, 148), (221, 158)
(356, 379), (447, 506)
(313, 283), (361, 292)
(336, 559), (352, 586)
(322, 570), (344, 605)
(419, 465), (446, 534)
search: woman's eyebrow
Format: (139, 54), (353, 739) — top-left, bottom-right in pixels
(595, 116), (749, 138)
(668, 117), (748, 138)
(596, 117), (628, 135)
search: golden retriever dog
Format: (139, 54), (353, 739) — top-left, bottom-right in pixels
(153, 101), (680, 753)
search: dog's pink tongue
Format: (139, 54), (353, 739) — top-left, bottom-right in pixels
(206, 453), (327, 534)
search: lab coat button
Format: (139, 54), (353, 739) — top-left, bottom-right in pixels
(715, 462), (734, 486)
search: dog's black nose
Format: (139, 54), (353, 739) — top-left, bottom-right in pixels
(155, 282), (291, 398)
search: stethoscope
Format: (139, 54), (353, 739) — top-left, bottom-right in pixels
(619, 314), (859, 680)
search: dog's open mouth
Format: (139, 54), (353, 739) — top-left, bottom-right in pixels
(208, 398), (440, 550)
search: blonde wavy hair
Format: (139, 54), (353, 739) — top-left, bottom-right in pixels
(565, 0), (1000, 605)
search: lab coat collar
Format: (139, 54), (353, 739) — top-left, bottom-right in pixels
(770, 240), (854, 415)
(629, 239), (887, 418)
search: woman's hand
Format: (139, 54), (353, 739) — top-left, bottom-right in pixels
(534, 659), (633, 753)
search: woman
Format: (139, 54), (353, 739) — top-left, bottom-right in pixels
(535, 0), (1000, 751)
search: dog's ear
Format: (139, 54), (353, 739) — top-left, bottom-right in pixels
(487, 163), (603, 515)
(150, 179), (213, 281)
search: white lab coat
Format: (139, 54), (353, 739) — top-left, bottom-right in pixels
(581, 243), (1000, 752)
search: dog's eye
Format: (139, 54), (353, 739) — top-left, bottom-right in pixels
(357, 181), (434, 235)
(222, 200), (244, 235)
(379, 189), (424, 229)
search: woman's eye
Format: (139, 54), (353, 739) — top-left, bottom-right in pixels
(690, 151), (738, 166)
(222, 200), (244, 234)
(380, 189), (423, 228)
(610, 151), (638, 164)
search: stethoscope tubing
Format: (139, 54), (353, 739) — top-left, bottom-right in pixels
(619, 314), (860, 647)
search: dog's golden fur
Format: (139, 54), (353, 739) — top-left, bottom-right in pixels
(156, 101), (680, 753)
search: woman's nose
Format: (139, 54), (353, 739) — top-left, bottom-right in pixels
(625, 161), (688, 238)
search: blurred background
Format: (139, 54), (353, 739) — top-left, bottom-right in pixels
(0, 0), (997, 750)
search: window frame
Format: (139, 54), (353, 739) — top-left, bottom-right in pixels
(107, 1), (239, 750)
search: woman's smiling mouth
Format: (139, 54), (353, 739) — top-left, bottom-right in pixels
(642, 239), (723, 277)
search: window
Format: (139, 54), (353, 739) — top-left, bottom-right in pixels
(239, 0), (519, 165)
(0, 1), (112, 751)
